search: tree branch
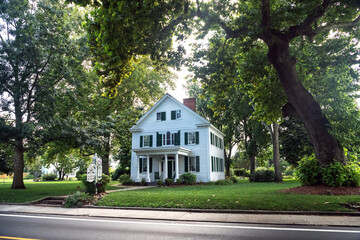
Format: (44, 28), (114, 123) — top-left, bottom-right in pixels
(314, 15), (360, 35)
(286, 0), (332, 40)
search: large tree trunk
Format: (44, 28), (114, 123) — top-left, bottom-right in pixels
(270, 122), (282, 182)
(225, 147), (232, 177)
(249, 152), (256, 178)
(102, 135), (111, 176)
(265, 37), (345, 166)
(11, 139), (25, 189)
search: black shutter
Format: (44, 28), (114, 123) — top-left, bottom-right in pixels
(196, 156), (200, 172)
(156, 132), (162, 147)
(150, 135), (153, 147)
(150, 158), (153, 173)
(161, 112), (166, 121)
(211, 156), (214, 172)
(210, 133), (213, 145)
(175, 130), (180, 145)
(195, 132), (199, 144)
(140, 136), (143, 148)
(171, 110), (176, 120)
(185, 156), (188, 172)
(185, 132), (188, 145)
(139, 158), (143, 173)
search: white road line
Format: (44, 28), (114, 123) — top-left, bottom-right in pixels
(0, 213), (359, 234)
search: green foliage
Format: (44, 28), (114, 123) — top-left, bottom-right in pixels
(279, 118), (314, 166)
(295, 155), (360, 187)
(80, 173), (110, 194)
(165, 178), (174, 186)
(141, 178), (147, 186)
(180, 173), (197, 185)
(112, 165), (130, 180)
(343, 163), (360, 187)
(156, 179), (163, 187)
(42, 173), (57, 181)
(251, 167), (275, 182)
(0, 143), (13, 174)
(295, 155), (322, 186)
(321, 162), (346, 187)
(229, 176), (238, 183)
(284, 168), (295, 177)
(176, 178), (182, 185)
(65, 191), (93, 208)
(118, 174), (131, 184)
(234, 168), (250, 177)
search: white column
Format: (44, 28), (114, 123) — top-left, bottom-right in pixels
(158, 160), (161, 179)
(136, 156), (140, 182)
(164, 154), (168, 180)
(175, 153), (179, 181)
(146, 155), (150, 182)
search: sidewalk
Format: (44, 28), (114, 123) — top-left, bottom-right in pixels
(1, 204), (359, 227)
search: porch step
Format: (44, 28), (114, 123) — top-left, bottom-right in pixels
(31, 196), (67, 207)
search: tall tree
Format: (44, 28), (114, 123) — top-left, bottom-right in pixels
(0, 0), (89, 188)
(73, 0), (360, 167)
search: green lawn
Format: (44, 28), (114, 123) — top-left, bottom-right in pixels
(0, 180), (123, 203)
(96, 180), (360, 212)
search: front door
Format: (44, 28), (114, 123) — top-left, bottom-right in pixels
(167, 160), (175, 179)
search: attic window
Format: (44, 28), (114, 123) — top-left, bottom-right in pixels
(171, 110), (181, 120)
(156, 112), (166, 121)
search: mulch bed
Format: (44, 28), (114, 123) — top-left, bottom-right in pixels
(280, 185), (360, 195)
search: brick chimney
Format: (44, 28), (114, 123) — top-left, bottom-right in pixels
(183, 98), (196, 112)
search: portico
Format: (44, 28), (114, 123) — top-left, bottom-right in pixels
(132, 147), (191, 182)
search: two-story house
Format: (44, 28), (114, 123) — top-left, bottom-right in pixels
(130, 94), (225, 183)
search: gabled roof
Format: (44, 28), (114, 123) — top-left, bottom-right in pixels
(130, 93), (224, 136)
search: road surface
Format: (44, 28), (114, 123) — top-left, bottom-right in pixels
(0, 213), (359, 240)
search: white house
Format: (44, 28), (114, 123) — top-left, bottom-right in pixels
(130, 93), (225, 183)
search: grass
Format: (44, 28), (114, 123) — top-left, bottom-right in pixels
(96, 180), (360, 212)
(0, 180), (124, 203)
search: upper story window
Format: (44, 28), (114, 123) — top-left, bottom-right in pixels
(185, 131), (199, 145)
(156, 112), (166, 121)
(156, 131), (180, 146)
(171, 110), (181, 120)
(140, 135), (153, 148)
(210, 132), (223, 149)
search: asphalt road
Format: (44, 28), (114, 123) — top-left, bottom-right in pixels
(0, 213), (359, 240)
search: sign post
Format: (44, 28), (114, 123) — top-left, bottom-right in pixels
(87, 153), (102, 194)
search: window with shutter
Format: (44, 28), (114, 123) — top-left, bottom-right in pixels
(175, 130), (180, 145)
(156, 132), (162, 147)
(140, 136), (143, 148)
(185, 156), (188, 172)
(185, 132), (188, 145)
(211, 156), (214, 172)
(161, 111), (166, 121)
(196, 156), (200, 172)
(139, 158), (143, 173)
(150, 158), (153, 173)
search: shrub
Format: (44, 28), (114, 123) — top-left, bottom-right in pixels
(180, 173), (197, 185)
(343, 163), (360, 187)
(234, 168), (250, 177)
(230, 176), (238, 183)
(251, 167), (274, 182)
(76, 169), (86, 180)
(156, 179), (163, 187)
(295, 155), (321, 186)
(176, 178), (182, 185)
(80, 174), (110, 194)
(65, 191), (93, 208)
(112, 165), (130, 180)
(321, 161), (346, 187)
(42, 173), (57, 181)
(295, 155), (360, 187)
(165, 178), (174, 186)
(141, 178), (148, 186)
(24, 174), (34, 180)
(119, 174), (131, 184)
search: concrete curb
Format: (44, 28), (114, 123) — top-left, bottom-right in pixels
(82, 205), (360, 216)
(1, 202), (360, 216)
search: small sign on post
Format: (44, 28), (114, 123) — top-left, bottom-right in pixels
(97, 165), (102, 180)
(87, 164), (95, 182)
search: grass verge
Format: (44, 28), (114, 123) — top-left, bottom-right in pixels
(96, 180), (360, 212)
(0, 180), (124, 203)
